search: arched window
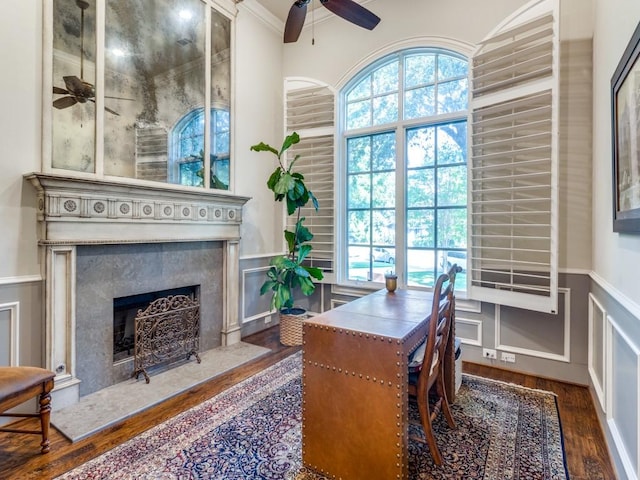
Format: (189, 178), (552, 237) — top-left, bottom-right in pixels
(341, 48), (468, 290)
(171, 108), (230, 190)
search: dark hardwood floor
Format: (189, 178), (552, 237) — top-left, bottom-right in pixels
(0, 327), (616, 479)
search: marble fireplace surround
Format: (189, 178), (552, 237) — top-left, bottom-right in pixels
(26, 173), (250, 410)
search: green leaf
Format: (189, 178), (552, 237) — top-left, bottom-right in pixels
(304, 266), (324, 281)
(309, 190), (319, 211)
(294, 265), (311, 277)
(260, 280), (277, 296)
(284, 229), (296, 254)
(297, 244), (312, 263)
(299, 276), (316, 296)
(274, 173), (296, 195)
(295, 219), (314, 244)
(267, 168), (282, 192)
(279, 132), (300, 157)
(250, 142), (279, 156)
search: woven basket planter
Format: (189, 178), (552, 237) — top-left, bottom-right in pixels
(279, 308), (307, 346)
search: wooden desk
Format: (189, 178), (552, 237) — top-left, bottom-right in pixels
(302, 288), (455, 480)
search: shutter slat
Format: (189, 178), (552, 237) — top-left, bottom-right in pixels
(285, 84), (335, 274)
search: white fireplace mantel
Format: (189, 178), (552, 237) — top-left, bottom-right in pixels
(26, 173), (250, 245)
(26, 173), (251, 410)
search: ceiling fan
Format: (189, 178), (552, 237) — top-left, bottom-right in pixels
(53, 0), (131, 116)
(284, 0), (380, 43)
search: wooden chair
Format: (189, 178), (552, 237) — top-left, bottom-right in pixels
(0, 366), (56, 454)
(407, 265), (461, 465)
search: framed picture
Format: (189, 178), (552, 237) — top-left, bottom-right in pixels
(612, 21), (640, 232)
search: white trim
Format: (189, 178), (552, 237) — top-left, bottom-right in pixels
(237, 0), (282, 34)
(495, 287), (570, 362)
(559, 267), (591, 275)
(0, 302), (19, 366)
(241, 266), (275, 324)
(475, 0), (556, 49)
(239, 252), (283, 261)
(42, 0), (53, 173)
(330, 299), (348, 309)
(456, 298), (482, 314)
(591, 271), (640, 323)
(331, 283), (377, 298)
(0, 275), (43, 286)
(335, 36), (475, 90)
(608, 419), (639, 480)
(456, 316), (482, 347)
(588, 292), (607, 413)
(606, 314), (640, 480)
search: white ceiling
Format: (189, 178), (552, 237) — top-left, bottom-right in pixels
(250, 0), (297, 23)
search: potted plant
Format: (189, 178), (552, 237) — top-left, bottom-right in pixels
(250, 132), (324, 345)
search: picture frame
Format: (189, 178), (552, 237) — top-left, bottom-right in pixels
(612, 21), (640, 233)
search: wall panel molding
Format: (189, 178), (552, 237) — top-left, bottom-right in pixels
(591, 271), (640, 323)
(0, 275), (42, 286)
(456, 316), (482, 346)
(495, 287), (571, 362)
(606, 314), (640, 480)
(241, 266), (274, 323)
(589, 292), (607, 412)
(0, 302), (19, 366)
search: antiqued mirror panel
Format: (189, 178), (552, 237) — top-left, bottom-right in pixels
(52, 0), (97, 173)
(50, 0), (232, 190)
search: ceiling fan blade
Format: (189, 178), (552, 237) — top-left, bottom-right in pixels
(53, 96), (78, 110)
(103, 106), (120, 116)
(284, 1), (309, 43)
(104, 95), (135, 101)
(53, 86), (69, 95)
(320, 0), (380, 30)
(88, 98), (120, 116)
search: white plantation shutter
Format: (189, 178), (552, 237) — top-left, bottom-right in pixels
(285, 82), (335, 279)
(469, 0), (559, 313)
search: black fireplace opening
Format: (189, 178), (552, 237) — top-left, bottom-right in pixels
(113, 285), (199, 363)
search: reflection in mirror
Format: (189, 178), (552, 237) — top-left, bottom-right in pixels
(50, 0), (232, 190)
(52, 0), (97, 173)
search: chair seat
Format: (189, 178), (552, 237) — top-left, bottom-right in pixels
(0, 367), (56, 405)
(0, 366), (56, 454)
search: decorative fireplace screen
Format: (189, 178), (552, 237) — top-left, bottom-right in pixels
(133, 294), (201, 383)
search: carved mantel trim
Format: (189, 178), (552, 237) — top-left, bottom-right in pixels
(26, 173), (250, 245)
(25, 173), (250, 410)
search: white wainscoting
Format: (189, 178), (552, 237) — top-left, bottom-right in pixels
(589, 292), (607, 412)
(606, 314), (640, 480)
(0, 301), (19, 366)
(495, 287), (571, 363)
(241, 265), (274, 324)
(456, 316), (482, 347)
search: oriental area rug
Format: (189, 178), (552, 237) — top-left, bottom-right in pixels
(56, 352), (569, 480)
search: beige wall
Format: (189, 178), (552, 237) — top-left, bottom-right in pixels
(592, 0), (640, 302)
(0, 1), (43, 279)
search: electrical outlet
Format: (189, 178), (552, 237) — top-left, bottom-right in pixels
(265, 315), (272, 324)
(501, 352), (516, 363)
(482, 348), (497, 359)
